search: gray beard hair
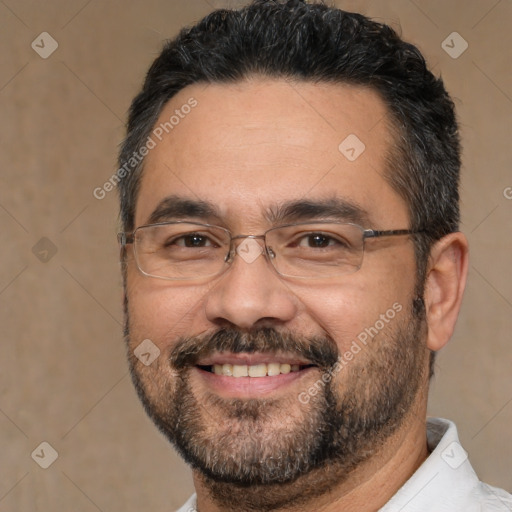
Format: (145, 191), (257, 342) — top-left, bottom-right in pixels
(126, 300), (428, 512)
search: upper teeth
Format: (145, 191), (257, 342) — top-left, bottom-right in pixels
(213, 363), (301, 378)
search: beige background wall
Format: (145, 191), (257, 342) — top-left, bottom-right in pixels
(1, 1), (510, 510)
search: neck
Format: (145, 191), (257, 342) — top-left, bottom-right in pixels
(193, 398), (429, 512)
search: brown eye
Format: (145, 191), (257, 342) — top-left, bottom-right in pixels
(302, 234), (333, 248)
(167, 233), (215, 248)
(296, 233), (348, 249)
(182, 234), (210, 247)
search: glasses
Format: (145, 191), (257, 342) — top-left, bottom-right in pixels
(118, 221), (421, 281)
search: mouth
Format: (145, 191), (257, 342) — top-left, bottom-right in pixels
(192, 354), (318, 397)
(198, 362), (316, 377)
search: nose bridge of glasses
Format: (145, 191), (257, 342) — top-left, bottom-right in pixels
(226, 234), (268, 265)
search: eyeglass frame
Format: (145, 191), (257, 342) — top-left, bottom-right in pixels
(118, 220), (424, 281)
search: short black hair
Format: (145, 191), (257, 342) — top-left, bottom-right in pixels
(118, 0), (461, 282)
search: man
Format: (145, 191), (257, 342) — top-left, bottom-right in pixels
(116, 1), (512, 510)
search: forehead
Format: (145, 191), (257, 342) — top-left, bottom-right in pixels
(135, 78), (408, 230)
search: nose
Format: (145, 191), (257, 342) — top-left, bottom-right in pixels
(204, 237), (298, 330)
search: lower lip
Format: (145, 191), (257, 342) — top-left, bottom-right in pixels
(193, 366), (316, 397)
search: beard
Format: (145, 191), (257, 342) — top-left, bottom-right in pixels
(125, 298), (428, 511)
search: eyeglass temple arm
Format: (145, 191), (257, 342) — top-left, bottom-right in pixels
(363, 229), (423, 239)
(117, 232), (134, 246)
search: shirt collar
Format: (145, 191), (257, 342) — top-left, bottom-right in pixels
(379, 417), (481, 512)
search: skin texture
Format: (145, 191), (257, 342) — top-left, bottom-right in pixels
(124, 79), (469, 512)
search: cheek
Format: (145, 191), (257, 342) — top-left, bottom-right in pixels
(125, 270), (212, 352)
(289, 258), (415, 351)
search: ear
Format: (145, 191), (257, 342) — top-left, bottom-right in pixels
(424, 232), (469, 352)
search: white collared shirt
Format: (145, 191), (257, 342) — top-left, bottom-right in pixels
(176, 418), (512, 512)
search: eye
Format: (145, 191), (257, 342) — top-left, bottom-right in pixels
(168, 233), (216, 248)
(296, 233), (342, 249)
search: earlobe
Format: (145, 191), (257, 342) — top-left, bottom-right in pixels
(424, 232), (469, 352)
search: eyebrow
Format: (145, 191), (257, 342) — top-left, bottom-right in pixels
(265, 198), (371, 226)
(147, 196), (221, 225)
(146, 195), (371, 227)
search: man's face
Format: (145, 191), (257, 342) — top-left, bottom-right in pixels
(124, 80), (429, 490)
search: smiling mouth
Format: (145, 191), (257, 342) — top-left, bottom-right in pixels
(197, 363), (316, 377)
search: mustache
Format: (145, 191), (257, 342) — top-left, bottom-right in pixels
(170, 327), (340, 370)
